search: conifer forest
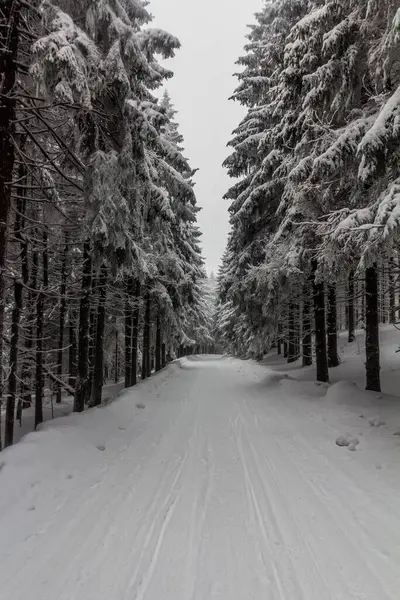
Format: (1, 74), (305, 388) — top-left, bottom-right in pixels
(1, 2), (400, 598)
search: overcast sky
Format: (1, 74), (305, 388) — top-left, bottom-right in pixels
(148, 0), (262, 275)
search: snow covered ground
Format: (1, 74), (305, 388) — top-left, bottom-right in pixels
(1, 346), (400, 599)
(0, 380), (124, 445)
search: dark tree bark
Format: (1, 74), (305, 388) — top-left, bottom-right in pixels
(287, 303), (297, 363)
(35, 289), (44, 428)
(86, 275), (97, 403)
(277, 321), (282, 355)
(327, 285), (340, 368)
(5, 279), (23, 447)
(302, 283), (312, 367)
(155, 313), (162, 372)
(389, 258), (396, 324)
(68, 308), (77, 388)
(74, 241), (92, 412)
(91, 264), (107, 407)
(124, 278), (134, 388)
(348, 270), (356, 342)
(365, 265), (381, 392)
(14, 161), (28, 422)
(146, 298), (152, 378)
(312, 262), (329, 383)
(56, 233), (68, 403)
(21, 246), (37, 408)
(0, 1), (20, 433)
(283, 341), (288, 359)
(142, 292), (151, 379)
(130, 280), (141, 386)
(162, 343), (166, 368)
(114, 325), (119, 384)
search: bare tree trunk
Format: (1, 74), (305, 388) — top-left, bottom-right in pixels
(155, 313), (162, 372)
(5, 279), (23, 447)
(68, 308), (77, 389)
(142, 292), (151, 379)
(365, 265), (381, 392)
(35, 288), (44, 429)
(124, 278), (133, 388)
(0, 1), (20, 443)
(74, 241), (92, 412)
(312, 262), (329, 383)
(287, 304), (297, 363)
(302, 282), (312, 367)
(114, 325), (119, 384)
(86, 275), (97, 403)
(327, 285), (340, 367)
(162, 343), (166, 368)
(91, 264), (107, 407)
(389, 257), (396, 324)
(56, 233), (68, 403)
(348, 270), (356, 342)
(130, 280), (141, 386)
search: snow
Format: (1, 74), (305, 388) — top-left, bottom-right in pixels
(2, 348), (400, 598)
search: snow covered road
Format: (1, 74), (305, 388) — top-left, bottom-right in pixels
(1, 356), (400, 599)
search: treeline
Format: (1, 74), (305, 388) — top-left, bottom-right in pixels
(216, 0), (400, 390)
(0, 0), (212, 449)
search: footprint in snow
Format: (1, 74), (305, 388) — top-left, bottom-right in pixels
(96, 444), (106, 451)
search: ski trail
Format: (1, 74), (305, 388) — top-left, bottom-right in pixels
(1, 356), (400, 599)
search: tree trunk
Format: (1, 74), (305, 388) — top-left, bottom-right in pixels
(287, 304), (297, 363)
(277, 321), (282, 355)
(5, 279), (23, 447)
(146, 298), (152, 377)
(86, 276), (97, 403)
(155, 313), (162, 372)
(130, 280), (141, 386)
(0, 1), (20, 439)
(327, 285), (340, 368)
(91, 264), (107, 407)
(14, 163), (28, 423)
(56, 233), (68, 403)
(142, 292), (151, 379)
(124, 278), (134, 387)
(74, 241), (92, 412)
(348, 270), (356, 342)
(68, 308), (77, 389)
(312, 262), (329, 383)
(365, 265), (381, 392)
(114, 326), (119, 384)
(35, 289), (44, 429)
(162, 343), (166, 368)
(302, 283), (312, 367)
(389, 257), (396, 324)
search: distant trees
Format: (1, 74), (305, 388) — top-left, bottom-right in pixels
(216, 0), (400, 390)
(0, 0), (212, 449)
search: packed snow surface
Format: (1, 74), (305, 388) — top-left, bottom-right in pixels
(1, 355), (400, 599)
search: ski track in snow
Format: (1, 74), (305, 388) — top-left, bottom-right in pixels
(1, 356), (400, 599)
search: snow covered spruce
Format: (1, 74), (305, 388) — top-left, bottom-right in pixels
(216, 0), (400, 391)
(0, 0), (215, 449)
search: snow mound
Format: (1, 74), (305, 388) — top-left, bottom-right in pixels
(336, 433), (360, 448)
(326, 381), (370, 407)
(369, 417), (386, 427)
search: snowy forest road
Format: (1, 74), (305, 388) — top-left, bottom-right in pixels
(1, 356), (400, 600)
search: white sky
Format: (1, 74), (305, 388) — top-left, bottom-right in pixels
(148, 0), (262, 275)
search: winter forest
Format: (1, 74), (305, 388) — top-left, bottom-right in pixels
(2, 0), (400, 598)
(216, 0), (400, 389)
(0, 0), (216, 449)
